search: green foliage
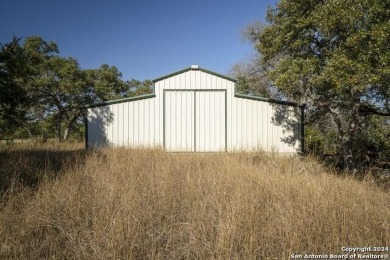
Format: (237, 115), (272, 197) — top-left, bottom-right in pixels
(126, 79), (153, 97)
(305, 127), (338, 156)
(259, 0), (389, 104)
(354, 116), (390, 166)
(0, 37), (29, 135)
(86, 64), (127, 101)
(19, 37), (90, 141)
(305, 127), (325, 155)
(229, 53), (272, 97)
(252, 0), (390, 169)
(0, 35), (150, 141)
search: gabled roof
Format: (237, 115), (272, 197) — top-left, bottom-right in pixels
(152, 65), (237, 83)
(86, 65), (302, 108)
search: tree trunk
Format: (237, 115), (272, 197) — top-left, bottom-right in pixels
(56, 113), (62, 142)
(23, 124), (33, 139)
(63, 126), (70, 141)
(329, 106), (358, 171)
(63, 116), (78, 141)
(57, 123), (62, 142)
(340, 134), (355, 170)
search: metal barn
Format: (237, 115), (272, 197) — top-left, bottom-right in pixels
(86, 65), (304, 153)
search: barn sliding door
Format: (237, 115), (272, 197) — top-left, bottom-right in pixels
(195, 91), (226, 152)
(164, 91), (195, 151)
(164, 90), (226, 152)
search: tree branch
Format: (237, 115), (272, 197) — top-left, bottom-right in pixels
(359, 103), (390, 116)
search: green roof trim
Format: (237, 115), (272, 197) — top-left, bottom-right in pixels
(152, 66), (237, 83)
(85, 66), (303, 109)
(85, 93), (156, 108)
(234, 93), (300, 107)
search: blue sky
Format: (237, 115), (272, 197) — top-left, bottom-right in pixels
(1, 0), (276, 81)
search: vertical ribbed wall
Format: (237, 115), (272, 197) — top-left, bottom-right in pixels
(88, 68), (301, 153)
(155, 70), (232, 152)
(195, 91), (226, 152)
(88, 97), (158, 148)
(164, 91), (195, 151)
(229, 97), (300, 152)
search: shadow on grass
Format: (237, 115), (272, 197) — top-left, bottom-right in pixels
(0, 147), (87, 196)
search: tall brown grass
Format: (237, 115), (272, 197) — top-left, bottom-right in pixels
(0, 144), (389, 259)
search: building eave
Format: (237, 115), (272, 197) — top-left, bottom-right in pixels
(85, 93), (156, 108)
(234, 93), (301, 107)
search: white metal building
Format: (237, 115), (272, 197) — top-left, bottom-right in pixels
(86, 66), (304, 153)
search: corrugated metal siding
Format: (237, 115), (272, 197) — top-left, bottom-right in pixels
(87, 97), (157, 148)
(87, 106), (112, 147)
(164, 91), (195, 151)
(228, 97), (300, 152)
(195, 91), (226, 152)
(163, 90), (226, 152)
(87, 67), (301, 153)
(155, 70), (233, 152)
(155, 70), (231, 90)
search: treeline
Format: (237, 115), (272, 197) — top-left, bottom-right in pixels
(0, 36), (152, 141)
(2, 0), (390, 172)
(230, 0), (389, 170)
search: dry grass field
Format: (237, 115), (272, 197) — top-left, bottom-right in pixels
(0, 143), (389, 259)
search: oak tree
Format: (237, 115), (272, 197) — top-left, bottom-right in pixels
(250, 0), (389, 169)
